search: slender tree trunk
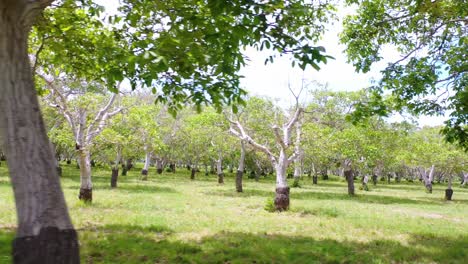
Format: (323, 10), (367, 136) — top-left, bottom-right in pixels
(110, 150), (121, 188)
(274, 150), (289, 211)
(0, 3), (79, 262)
(111, 167), (119, 188)
(362, 175), (369, 191)
(343, 160), (354, 195)
(78, 149), (92, 202)
(156, 158), (163, 174)
(345, 169), (355, 195)
(236, 140), (245, 192)
(141, 151), (150, 180)
(445, 174), (453, 200)
(292, 120), (302, 187)
(216, 157), (224, 184)
(462, 172), (468, 187)
(190, 167), (197, 180)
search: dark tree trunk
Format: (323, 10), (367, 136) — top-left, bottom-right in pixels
(321, 169), (328, 180)
(13, 227), (79, 264)
(190, 168), (196, 180)
(141, 169), (148, 180)
(169, 163), (176, 173)
(125, 159), (133, 171)
(79, 188), (92, 202)
(218, 173), (224, 184)
(345, 170), (355, 195)
(312, 175), (318, 184)
(111, 168), (119, 188)
(236, 170), (243, 192)
(274, 187), (290, 211)
(372, 174), (378, 185)
(121, 164), (127, 176)
(445, 189), (453, 200)
(0, 4), (79, 262)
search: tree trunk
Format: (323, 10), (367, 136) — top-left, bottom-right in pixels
(362, 175), (369, 191)
(274, 150), (289, 211)
(236, 140), (245, 192)
(190, 167), (197, 180)
(312, 175), (318, 184)
(345, 170), (355, 195)
(461, 172), (468, 187)
(321, 168), (328, 180)
(156, 158), (163, 174)
(216, 157), (224, 184)
(372, 174), (378, 185)
(169, 163), (176, 173)
(141, 151), (150, 180)
(292, 120), (303, 187)
(121, 164), (127, 176)
(0, 4), (79, 262)
(78, 149), (92, 202)
(111, 167), (119, 188)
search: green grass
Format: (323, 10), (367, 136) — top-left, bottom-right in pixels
(1, 163), (467, 263)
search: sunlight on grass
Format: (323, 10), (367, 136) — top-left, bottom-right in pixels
(0, 164), (467, 263)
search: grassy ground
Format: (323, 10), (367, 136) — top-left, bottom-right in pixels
(0, 163), (467, 264)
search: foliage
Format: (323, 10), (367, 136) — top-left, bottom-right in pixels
(341, 0), (468, 151)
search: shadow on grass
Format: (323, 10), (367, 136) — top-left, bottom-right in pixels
(205, 188), (439, 206)
(2, 226), (466, 263)
(64, 183), (178, 194)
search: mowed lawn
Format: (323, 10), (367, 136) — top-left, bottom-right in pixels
(1, 164), (467, 264)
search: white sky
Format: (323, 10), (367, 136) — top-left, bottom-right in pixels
(95, 0), (446, 126)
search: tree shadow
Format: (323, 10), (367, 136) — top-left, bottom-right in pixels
(205, 188), (440, 206)
(2, 226), (466, 263)
(63, 184), (178, 194)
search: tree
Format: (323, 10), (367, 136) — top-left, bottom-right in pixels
(0, 0), (79, 262)
(2, 0), (335, 260)
(229, 106), (303, 211)
(341, 0), (468, 151)
(41, 83), (123, 202)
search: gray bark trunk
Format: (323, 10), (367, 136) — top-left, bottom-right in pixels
(217, 156), (224, 184)
(236, 140), (245, 192)
(0, 2), (79, 262)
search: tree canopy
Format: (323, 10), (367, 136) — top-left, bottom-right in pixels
(340, 0), (467, 151)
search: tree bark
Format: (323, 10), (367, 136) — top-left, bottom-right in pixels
(236, 140), (246, 192)
(111, 168), (119, 188)
(216, 157), (224, 184)
(78, 149), (92, 202)
(461, 172), (468, 187)
(141, 151), (151, 180)
(190, 167), (197, 180)
(274, 150), (289, 211)
(156, 158), (163, 174)
(0, 2), (79, 262)
(345, 170), (355, 195)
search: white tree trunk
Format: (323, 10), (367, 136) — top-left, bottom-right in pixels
(216, 155), (224, 184)
(275, 149), (288, 188)
(78, 148), (92, 201)
(462, 172), (468, 186)
(236, 140), (245, 192)
(141, 150), (151, 180)
(0, 1), (79, 261)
